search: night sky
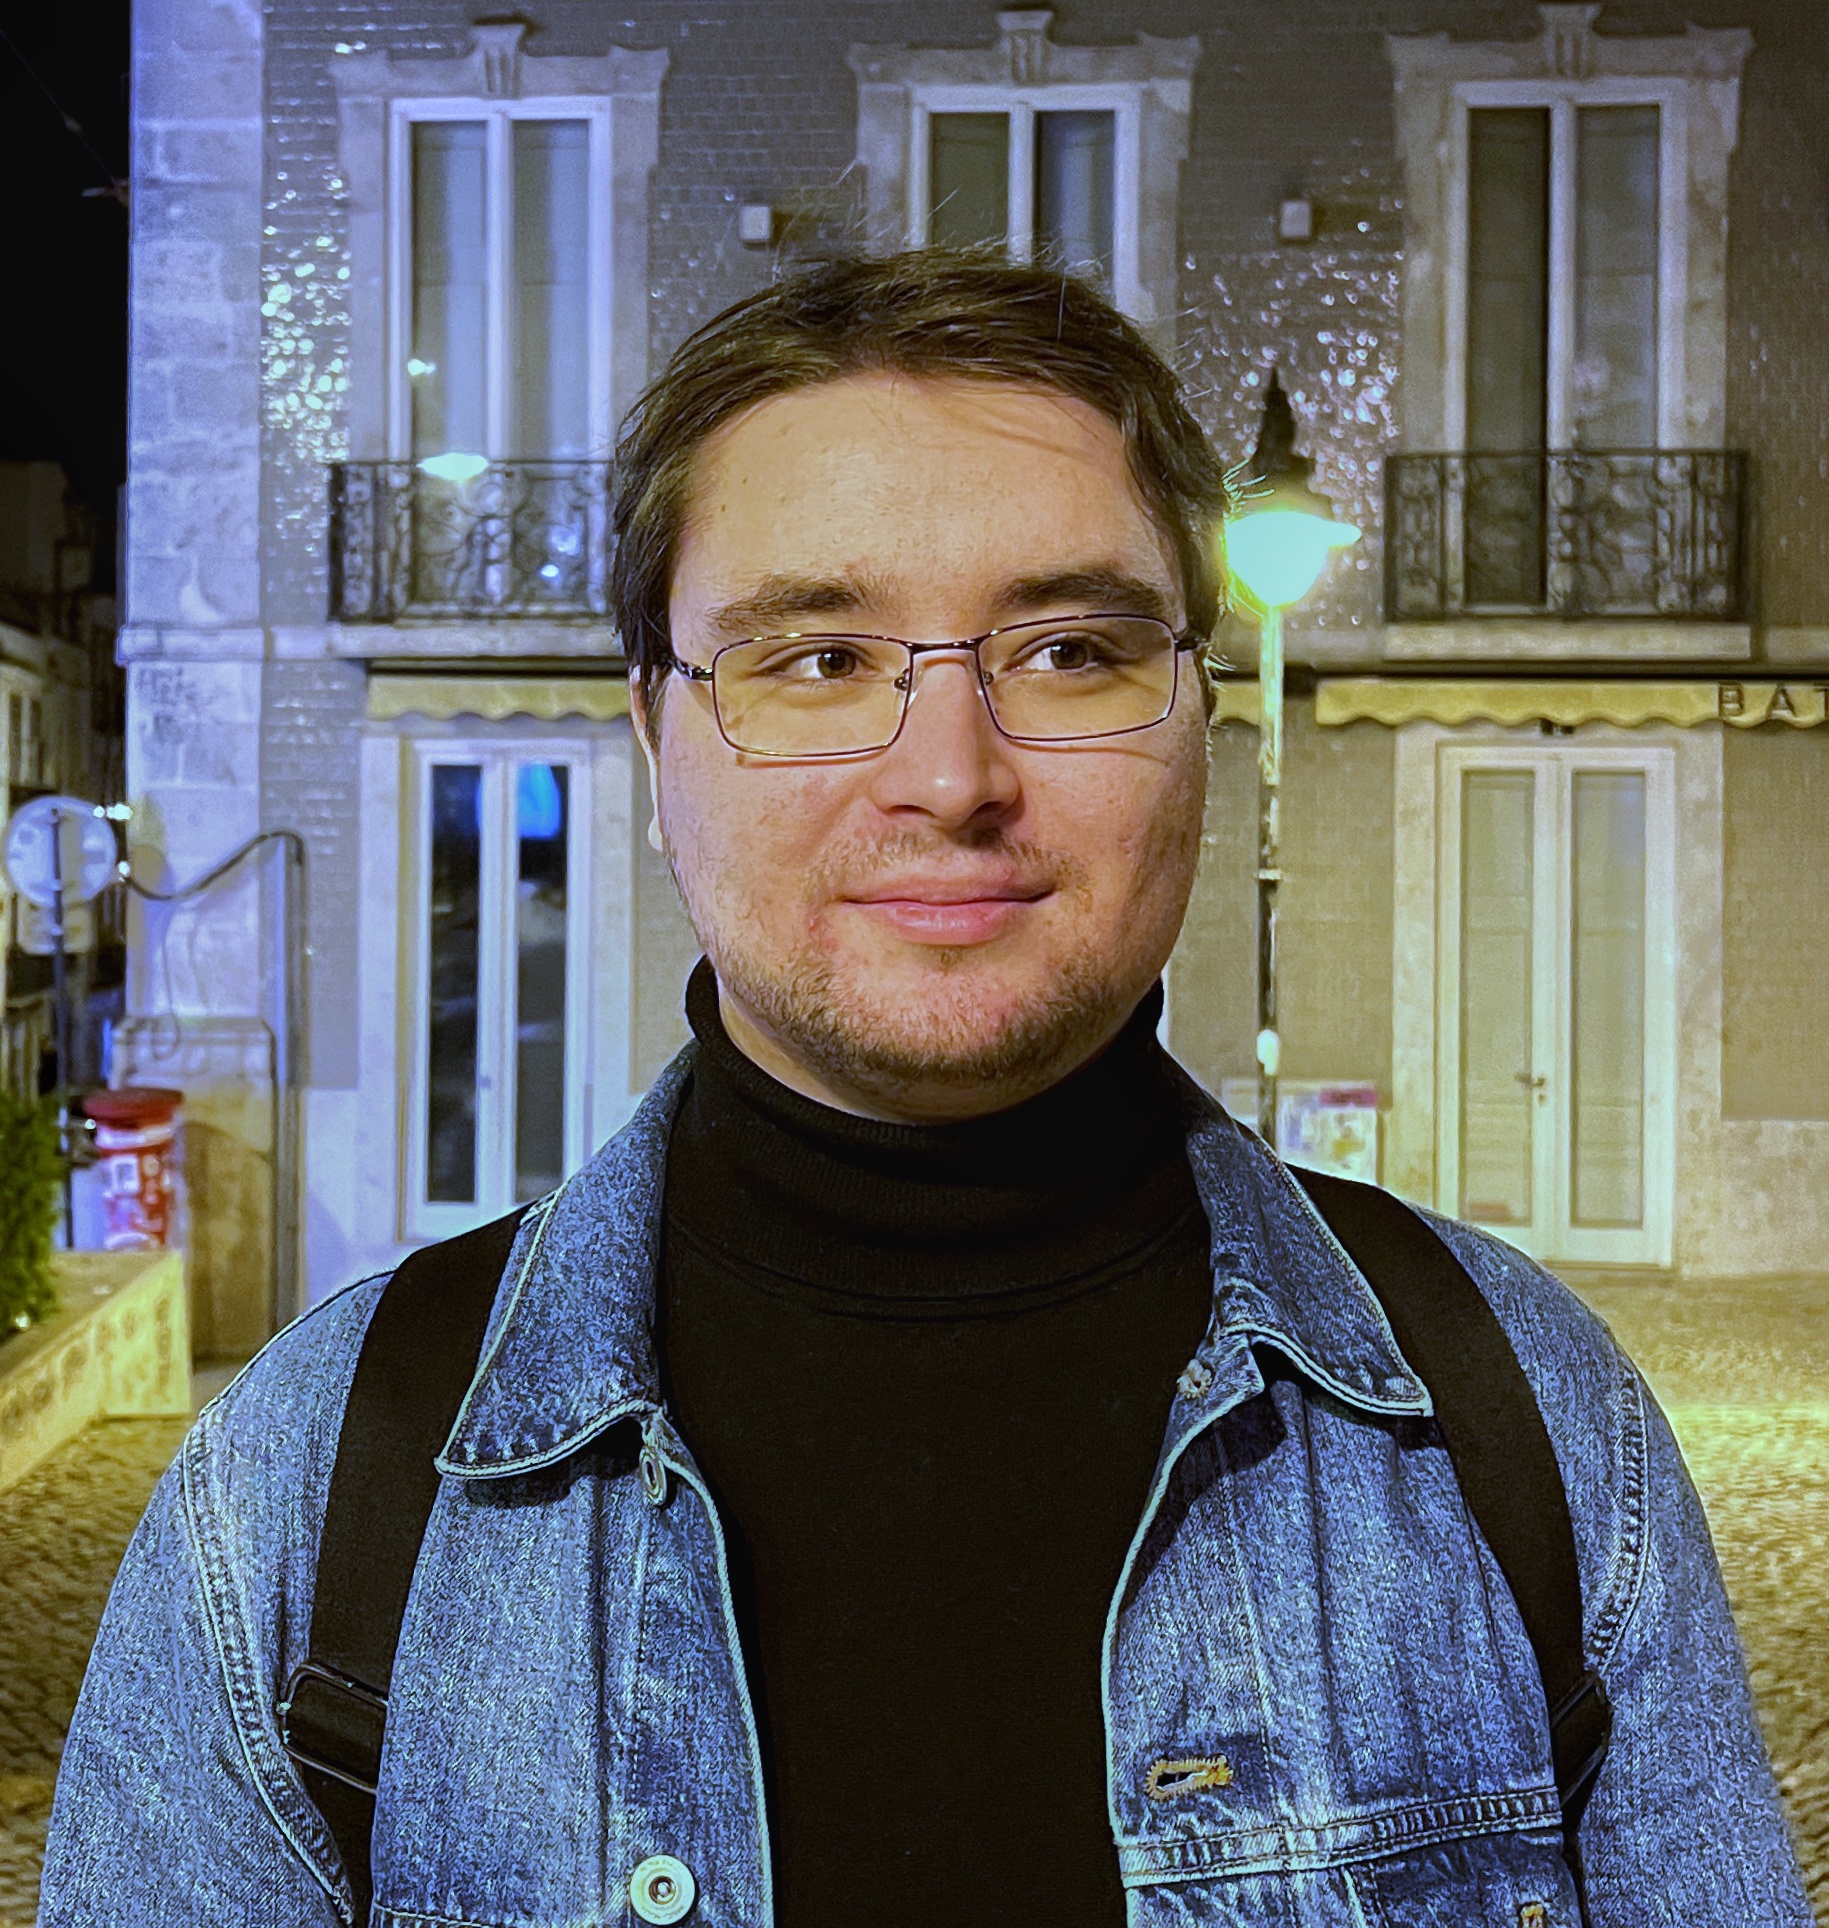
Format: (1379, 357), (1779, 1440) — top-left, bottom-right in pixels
(0, 6), (130, 577)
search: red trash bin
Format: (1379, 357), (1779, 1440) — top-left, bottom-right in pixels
(82, 1088), (184, 1251)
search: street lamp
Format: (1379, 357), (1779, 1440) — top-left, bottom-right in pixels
(1225, 370), (1360, 1150)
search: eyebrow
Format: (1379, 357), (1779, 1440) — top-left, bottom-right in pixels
(701, 573), (886, 642)
(988, 569), (1176, 624)
(702, 565), (1178, 641)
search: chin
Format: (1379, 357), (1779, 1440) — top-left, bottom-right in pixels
(727, 938), (1137, 1102)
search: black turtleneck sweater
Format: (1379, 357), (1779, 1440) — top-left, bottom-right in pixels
(659, 961), (1214, 1926)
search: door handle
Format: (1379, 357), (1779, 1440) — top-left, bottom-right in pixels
(1514, 1072), (1547, 1091)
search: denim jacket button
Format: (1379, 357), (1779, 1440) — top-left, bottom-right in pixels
(638, 1444), (670, 1508)
(1177, 1359), (1213, 1400)
(629, 1853), (696, 1924)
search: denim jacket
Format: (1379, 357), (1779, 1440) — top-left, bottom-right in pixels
(40, 1050), (1810, 1927)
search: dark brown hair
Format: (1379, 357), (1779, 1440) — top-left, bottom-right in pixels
(610, 249), (1234, 735)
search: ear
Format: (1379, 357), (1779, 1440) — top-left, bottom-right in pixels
(628, 680), (666, 854)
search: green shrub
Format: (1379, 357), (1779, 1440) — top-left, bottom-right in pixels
(0, 1094), (64, 1336)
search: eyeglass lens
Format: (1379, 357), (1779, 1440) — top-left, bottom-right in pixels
(710, 616), (1180, 756)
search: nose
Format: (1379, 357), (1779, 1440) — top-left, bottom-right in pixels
(863, 646), (1021, 828)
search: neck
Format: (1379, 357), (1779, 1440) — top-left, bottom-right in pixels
(671, 956), (1192, 1300)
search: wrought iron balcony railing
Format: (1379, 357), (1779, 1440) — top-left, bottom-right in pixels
(330, 460), (614, 622)
(1384, 450), (1748, 623)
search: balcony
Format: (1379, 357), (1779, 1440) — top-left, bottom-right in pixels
(1384, 450), (1748, 625)
(329, 460), (613, 623)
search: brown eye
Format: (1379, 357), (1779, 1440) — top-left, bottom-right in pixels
(813, 646), (861, 679)
(1042, 635), (1099, 671)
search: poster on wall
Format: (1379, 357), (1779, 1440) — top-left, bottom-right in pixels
(1220, 1079), (1381, 1183)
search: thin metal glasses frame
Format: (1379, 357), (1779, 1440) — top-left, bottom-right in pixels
(666, 614), (1203, 759)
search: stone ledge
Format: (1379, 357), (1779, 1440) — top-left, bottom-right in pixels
(1382, 619), (1753, 663)
(0, 1251), (190, 1495)
(116, 623), (266, 662)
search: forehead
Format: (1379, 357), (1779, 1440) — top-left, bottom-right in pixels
(669, 372), (1179, 620)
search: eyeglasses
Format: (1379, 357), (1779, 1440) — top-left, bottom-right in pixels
(668, 614), (1201, 759)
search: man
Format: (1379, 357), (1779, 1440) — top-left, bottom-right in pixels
(42, 254), (1807, 1926)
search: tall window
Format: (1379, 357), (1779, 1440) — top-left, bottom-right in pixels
(926, 106), (1116, 284)
(393, 105), (609, 468)
(909, 90), (1143, 296)
(1460, 99), (1663, 609)
(849, 18), (1196, 334)
(1385, 22), (1748, 631)
(1465, 101), (1661, 455)
(412, 746), (590, 1234)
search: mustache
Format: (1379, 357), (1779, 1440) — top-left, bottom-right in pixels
(803, 830), (1086, 899)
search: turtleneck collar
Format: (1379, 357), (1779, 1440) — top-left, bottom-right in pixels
(666, 957), (1200, 1306)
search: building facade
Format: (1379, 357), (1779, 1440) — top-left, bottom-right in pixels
(125, 0), (1829, 1335)
(0, 462), (124, 1104)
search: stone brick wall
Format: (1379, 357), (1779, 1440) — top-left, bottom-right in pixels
(260, 660), (365, 1088)
(1585, 0), (1829, 636)
(131, 0), (1829, 1295)
(256, 0), (1410, 638)
(262, 2), (468, 626)
(129, 0), (264, 648)
(256, 0), (1829, 643)
(1715, 0), (1829, 634)
(1722, 725), (1829, 1120)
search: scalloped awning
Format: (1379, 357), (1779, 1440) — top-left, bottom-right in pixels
(366, 674), (632, 724)
(362, 672), (1828, 731)
(1207, 678), (1829, 730)
(1314, 678), (1829, 729)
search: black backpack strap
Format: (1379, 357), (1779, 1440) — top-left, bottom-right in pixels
(278, 1206), (528, 1920)
(1290, 1168), (1612, 1876)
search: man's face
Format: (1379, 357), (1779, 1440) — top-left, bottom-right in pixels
(639, 371), (1209, 1121)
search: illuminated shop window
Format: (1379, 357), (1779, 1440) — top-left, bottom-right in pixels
(410, 744), (590, 1235)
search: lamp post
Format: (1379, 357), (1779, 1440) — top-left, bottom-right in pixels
(1224, 370), (1359, 1149)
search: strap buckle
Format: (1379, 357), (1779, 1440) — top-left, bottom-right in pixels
(1548, 1667), (1613, 1814)
(278, 1659), (389, 1795)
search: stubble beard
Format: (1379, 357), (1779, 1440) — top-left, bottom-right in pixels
(670, 819), (1194, 1112)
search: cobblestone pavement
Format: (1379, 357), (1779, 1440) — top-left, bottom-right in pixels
(0, 1415), (190, 1928)
(1578, 1276), (1829, 1923)
(0, 1293), (1824, 1926)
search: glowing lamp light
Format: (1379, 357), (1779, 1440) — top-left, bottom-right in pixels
(405, 356), (437, 379)
(417, 450), (490, 484)
(1226, 506), (1360, 611)
(1225, 367), (1359, 1155)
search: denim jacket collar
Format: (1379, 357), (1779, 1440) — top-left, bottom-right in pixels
(1159, 1059), (1430, 1420)
(436, 1051), (694, 1477)
(438, 1044), (1429, 1479)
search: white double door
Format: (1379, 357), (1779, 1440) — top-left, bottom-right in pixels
(1437, 744), (1675, 1267)
(393, 725), (641, 1247)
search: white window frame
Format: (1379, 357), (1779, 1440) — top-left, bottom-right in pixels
(1444, 79), (1687, 453)
(386, 97), (614, 464)
(1386, 9), (1750, 457)
(402, 735), (596, 1241)
(848, 12), (1197, 340)
(332, 24), (668, 480)
(907, 87), (1142, 300)
(339, 713), (636, 1276)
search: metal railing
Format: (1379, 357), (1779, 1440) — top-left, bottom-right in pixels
(1384, 450), (1748, 622)
(329, 460), (614, 622)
